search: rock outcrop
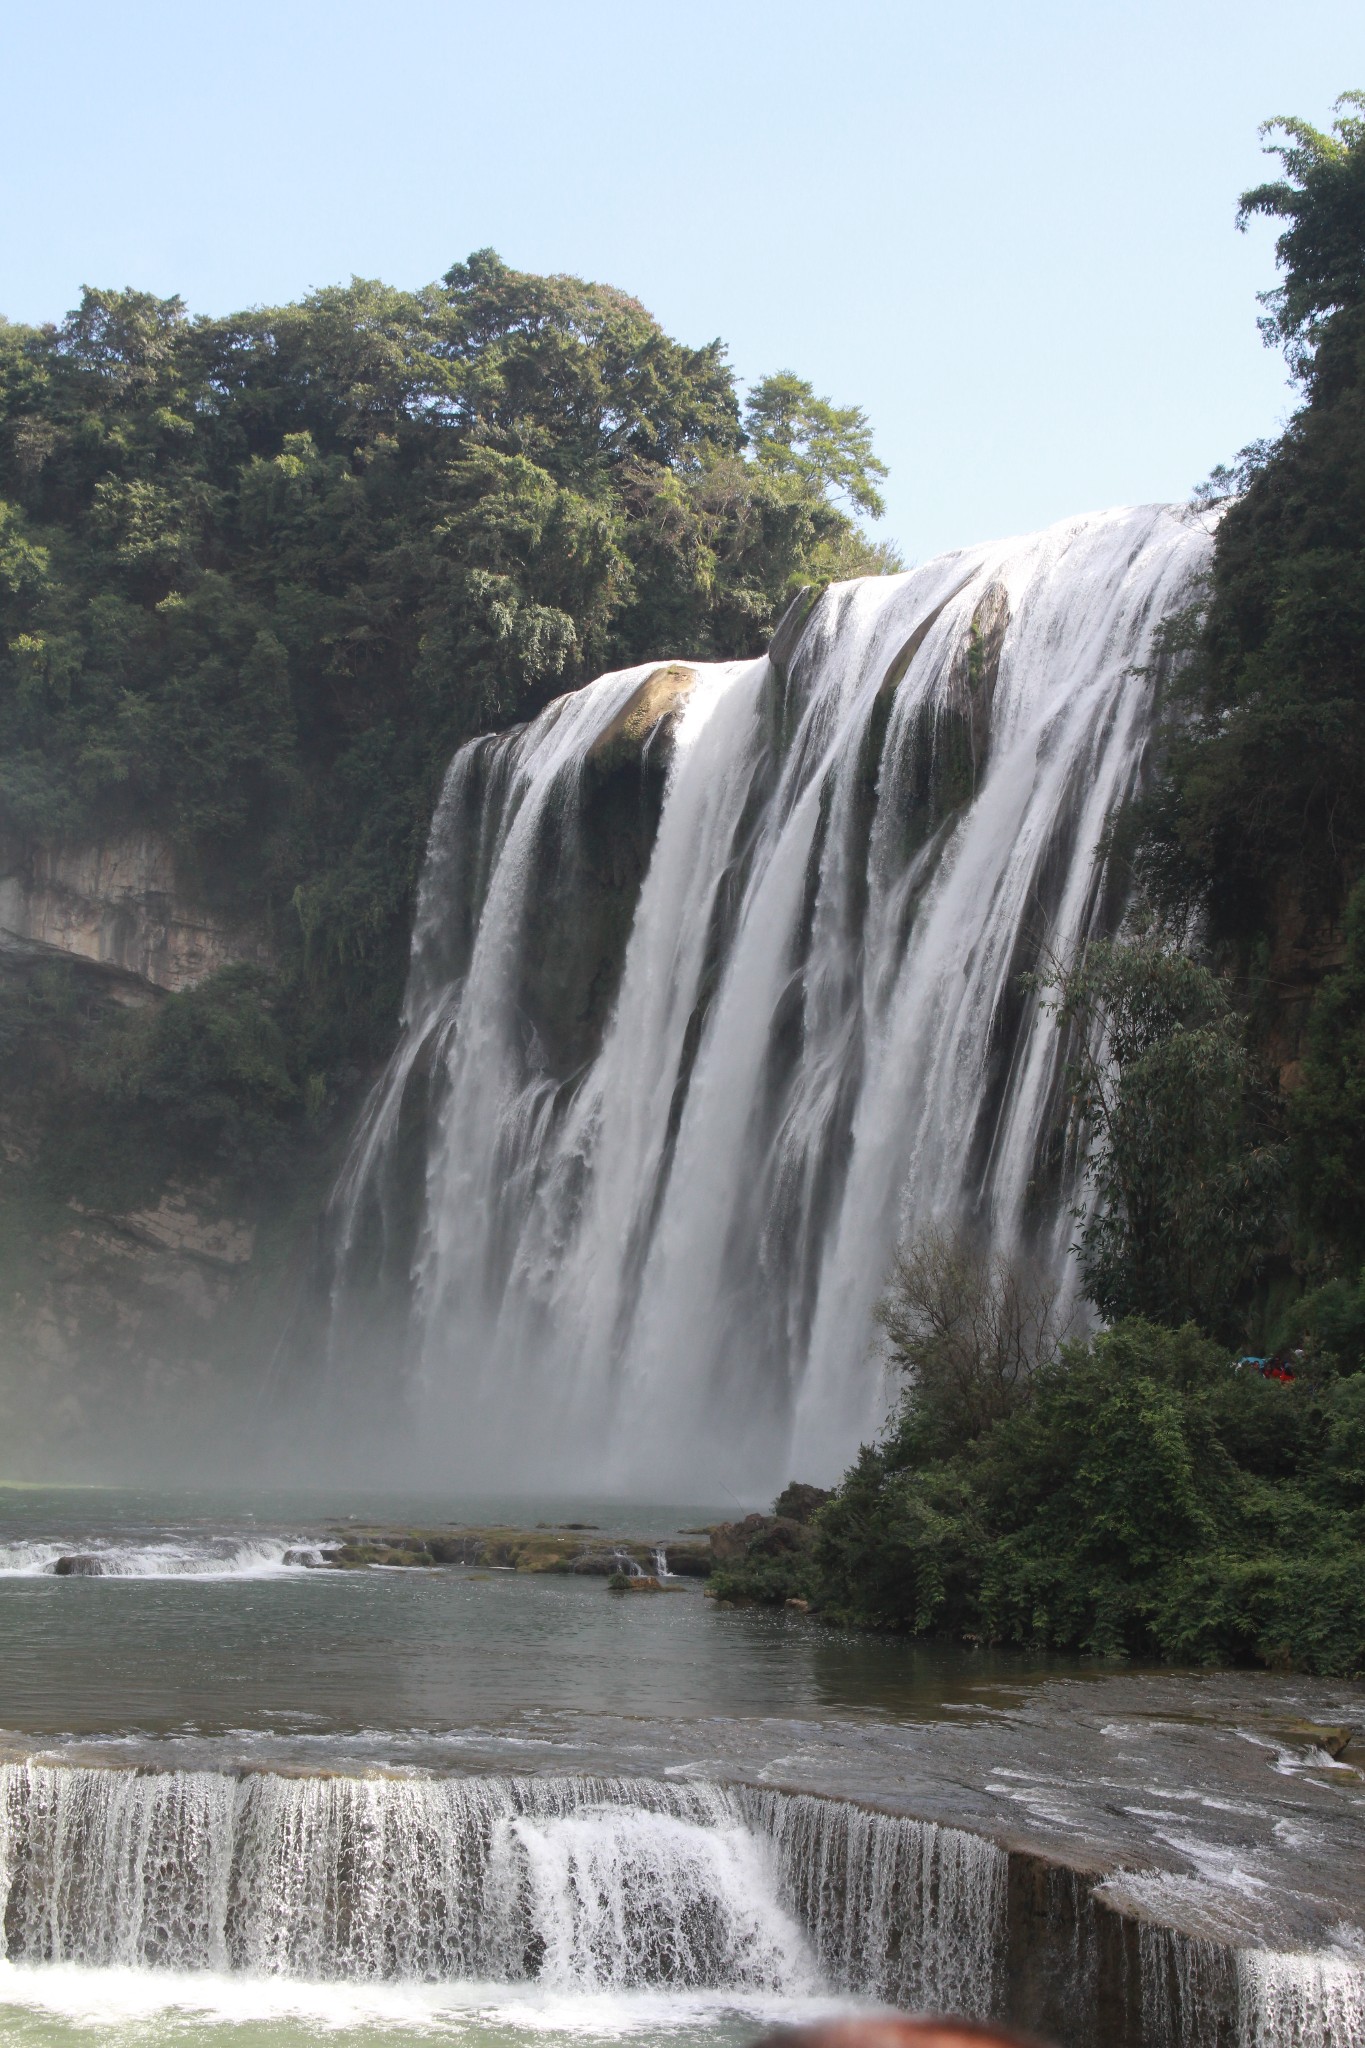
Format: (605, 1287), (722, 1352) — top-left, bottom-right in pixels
(0, 834), (270, 993)
(514, 663), (700, 1074)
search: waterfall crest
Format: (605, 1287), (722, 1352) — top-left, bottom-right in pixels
(325, 505), (1211, 1491)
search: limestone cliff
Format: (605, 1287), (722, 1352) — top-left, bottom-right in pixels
(0, 838), (292, 1472)
(0, 835), (270, 994)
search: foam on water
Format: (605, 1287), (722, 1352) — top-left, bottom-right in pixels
(0, 1963), (858, 2048)
(0, 1538), (328, 1580)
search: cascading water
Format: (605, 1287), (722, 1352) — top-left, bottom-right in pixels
(0, 1765), (987, 2001)
(0, 1535), (326, 1578)
(323, 504), (1211, 1492)
(3, 1762), (1360, 2048)
(739, 1790), (1005, 2017)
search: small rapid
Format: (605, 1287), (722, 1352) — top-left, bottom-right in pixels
(0, 1536), (327, 1579)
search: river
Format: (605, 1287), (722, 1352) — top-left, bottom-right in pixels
(1, 1489), (1362, 2048)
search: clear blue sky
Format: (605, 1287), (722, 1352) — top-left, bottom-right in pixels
(3, 0), (1363, 564)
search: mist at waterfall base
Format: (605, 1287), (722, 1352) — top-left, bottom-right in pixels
(308, 503), (1210, 1500)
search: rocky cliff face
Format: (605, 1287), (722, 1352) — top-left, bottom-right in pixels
(0, 835), (270, 994)
(0, 836), (289, 1474)
(0, 1168), (267, 1473)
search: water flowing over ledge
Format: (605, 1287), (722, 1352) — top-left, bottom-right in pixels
(321, 505), (1211, 1492)
(0, 1534), (326, 1578)
(1, 1760), (1361, 2048)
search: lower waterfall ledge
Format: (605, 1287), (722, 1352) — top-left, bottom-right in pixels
(0, 1757), (1361, 2048)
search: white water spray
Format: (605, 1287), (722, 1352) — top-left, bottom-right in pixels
(0, 1765), (987, 1999)
(3, 1762), (1358, 2048)
(327, 505), (1211, 1491)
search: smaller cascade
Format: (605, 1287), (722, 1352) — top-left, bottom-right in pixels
(0, 1535), (326, 1578)
(0, 1763), (1000, 2006)
(4, 1759), (1361, 2048)
(743, 1789), (1006, 2019)
(0, 1766), (813, 1990)
(1139, 1921), (1238, 2048)
(490, 1801), (811, 1992)
(1238, 1949), (1365, 2048)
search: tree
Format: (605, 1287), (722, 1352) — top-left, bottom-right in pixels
(1290, 878), (1365, 1265)
(0, 254), (902, 1211)
(744, 372), (889, 519)
(1039, 941), (1285, 1338)
(874, 1229), (1069, 1457)
(1239, 92), (1365, 374)
(1138, 93), (1365, 938)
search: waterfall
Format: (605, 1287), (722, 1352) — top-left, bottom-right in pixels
(1238, 1950), (1365, 2048)
(1135, 1921), (1365, 2048)
(3, 1761), (1360, 2048)
(0, 1764), (980, 2000)
(739, 1788), (1005, 2018)
(324, 504), (1211, 1492)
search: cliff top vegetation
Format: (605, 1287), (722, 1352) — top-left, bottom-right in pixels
(0, 252), (898, 1193)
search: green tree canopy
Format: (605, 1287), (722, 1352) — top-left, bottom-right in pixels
(1139, 92), (1365, 939)
(743, 372), (888, 518)
(1239, 92), (1365, 373)
(0, 255), (899, 1107)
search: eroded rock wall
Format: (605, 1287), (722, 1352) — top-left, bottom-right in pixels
(0, 834), (269, 994)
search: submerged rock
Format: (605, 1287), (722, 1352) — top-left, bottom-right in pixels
(1270, 1717), (1357, 1759)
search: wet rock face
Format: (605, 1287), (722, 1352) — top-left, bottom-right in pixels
(773, 1482), (833, 1524)
(513, 664), (698, 1078)
(0, 1158), (266, 1475)
(657, 1544), (711, 1577)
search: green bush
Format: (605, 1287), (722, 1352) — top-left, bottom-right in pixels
(733, 1313), (1365, 1675)
(1038, 942), (1285, 1341)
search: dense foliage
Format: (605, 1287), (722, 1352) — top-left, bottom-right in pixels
(714, 1302), (1365, 1674)
(1141, 95), (1365, 944)
(0, 254), (897, 1188)
(1038, 941), (1285, 1340)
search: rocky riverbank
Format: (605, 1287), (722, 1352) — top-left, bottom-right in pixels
(307, 1522), (716, 1576)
